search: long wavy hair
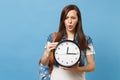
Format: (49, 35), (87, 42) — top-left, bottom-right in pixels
(49, 4), (89, 73)
(55, 4), (89, 50)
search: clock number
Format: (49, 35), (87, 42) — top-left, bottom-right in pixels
(58, 47), (60, 50)
(66, 42), (68, 45)
(57, 57), (60, 60)
(75, 57), (78, 60)
(66, 62), (68, 64)
(75, 47), (77, 50)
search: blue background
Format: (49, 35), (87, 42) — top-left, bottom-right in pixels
(0, 0), (120, 80)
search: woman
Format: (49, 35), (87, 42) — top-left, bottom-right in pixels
(39, 4), (95, 80)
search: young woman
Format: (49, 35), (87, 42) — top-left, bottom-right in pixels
(39, 4), (95, 80)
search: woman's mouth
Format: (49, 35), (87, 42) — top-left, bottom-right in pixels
(68, 25), (72, 29)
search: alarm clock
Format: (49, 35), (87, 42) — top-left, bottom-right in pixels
(54, 40), (81, 67)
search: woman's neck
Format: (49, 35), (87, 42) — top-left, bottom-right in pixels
(66, 31), (75, 40)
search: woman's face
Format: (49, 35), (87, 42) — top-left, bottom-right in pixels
(64, 10), (78, 33)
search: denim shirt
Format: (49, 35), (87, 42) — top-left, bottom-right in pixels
(39, 33), (93, 80)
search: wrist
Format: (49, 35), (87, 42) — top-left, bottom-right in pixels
(45, 50), (51, 57)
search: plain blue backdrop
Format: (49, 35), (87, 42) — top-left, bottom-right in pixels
(0, 0), (120, 80)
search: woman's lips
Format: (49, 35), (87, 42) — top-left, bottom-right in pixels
(68, 25), (72, 29)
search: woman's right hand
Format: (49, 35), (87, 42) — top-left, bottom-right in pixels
(40, 42), (58, 65)
(46, 42), (58, 55)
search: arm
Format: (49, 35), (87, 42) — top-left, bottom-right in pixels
(77, 54), (95, 72)
(40, 49), (51, 65)
(78, 38), (96, 72)
(40, 42), (58, 66)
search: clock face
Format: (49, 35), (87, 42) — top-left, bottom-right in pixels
(54, 40), (81, 67)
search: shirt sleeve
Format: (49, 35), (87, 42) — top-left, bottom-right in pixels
(86, 36), (95, 55)
(44, 33), (54, 48)
(38, 33), (54, 80)
(39, 63), (50, 80)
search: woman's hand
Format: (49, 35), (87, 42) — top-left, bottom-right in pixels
(60, 62), (80, 72)
(60, 54), (95, 72)
(46, 42), (58, 56)
(40, 42), (58, 65)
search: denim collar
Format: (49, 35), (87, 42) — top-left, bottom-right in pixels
(61, 33), (78, 43)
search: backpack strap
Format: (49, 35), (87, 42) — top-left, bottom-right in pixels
(52, 32), (57, 42)
(49, 32), (58, 74)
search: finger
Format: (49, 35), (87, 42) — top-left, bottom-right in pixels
(77, 61), (80, 66)
(49, 42), (58, 45)
(51, 43), (59, 48)
(47, 42), (58, 48)
(49, 42), (59, 49)
(60, 66), (71, 70)
(51, 42), (59, 45)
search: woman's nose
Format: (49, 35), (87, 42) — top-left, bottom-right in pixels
(68, 18), (72, 24)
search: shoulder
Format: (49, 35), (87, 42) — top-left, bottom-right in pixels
(47, 32), (58, 42)
(85, 35), (95, 55)
(85, 35), (93, 44)
(47, 33), (54, 42)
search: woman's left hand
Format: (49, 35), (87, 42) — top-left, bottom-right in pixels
(60, 61), (80, 72)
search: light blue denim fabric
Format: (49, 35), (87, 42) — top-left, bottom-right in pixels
(39, 63), (50, 80)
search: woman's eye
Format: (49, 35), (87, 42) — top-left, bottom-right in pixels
(71, 16), (76, 19)
(65, 17), (69, 19)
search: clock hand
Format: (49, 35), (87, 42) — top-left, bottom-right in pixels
(56, 52), (78, 55)
(66, 47), (69, 54)
(67, 53), (77, 55)
(56, 54), (68, 55)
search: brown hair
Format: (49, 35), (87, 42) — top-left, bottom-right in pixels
(56, 4), (89, 50)
(49, 4), (89, 73)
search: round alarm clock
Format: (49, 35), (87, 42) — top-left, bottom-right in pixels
(54, 40), (81, 67)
